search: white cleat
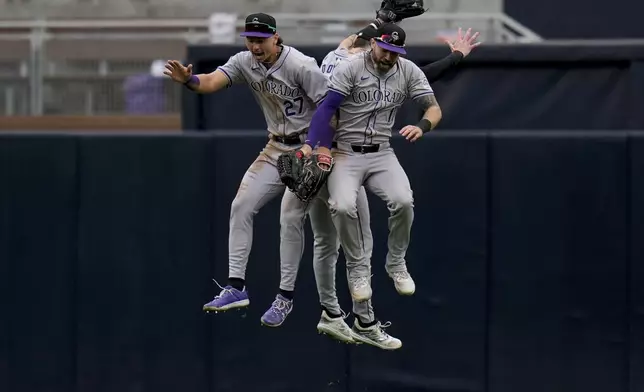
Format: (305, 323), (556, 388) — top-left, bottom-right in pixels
(390, 271), (415, 295)
(351, 320), (402, 350)
(349, 276), (372, 302)
(316, 310), (356, 344)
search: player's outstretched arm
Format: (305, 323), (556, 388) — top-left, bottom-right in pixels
(400, 94), (442, 142)
(420, 27), (481, 83)
(164, 60), (231, 94)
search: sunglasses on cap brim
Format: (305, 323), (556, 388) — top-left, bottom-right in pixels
(374, 37), (406, 55)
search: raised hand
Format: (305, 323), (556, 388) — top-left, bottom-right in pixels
(164, 60), (193, 84)
(443, 27), (482, 58)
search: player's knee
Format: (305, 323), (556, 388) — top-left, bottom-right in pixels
(329, 198), (358, 218)
(388, 193), (414, 213)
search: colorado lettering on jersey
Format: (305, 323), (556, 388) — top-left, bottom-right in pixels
(350, 89), (406, 105)
(249, 80), (302, 99)
(215, 46), (328, 137)
(327, 51), (435, 145)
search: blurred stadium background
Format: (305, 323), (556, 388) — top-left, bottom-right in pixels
(2, 2), (644, 392)
(0, 0), (638, 119)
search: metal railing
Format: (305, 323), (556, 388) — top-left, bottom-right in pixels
(0, 13), (543, 43)
(0, 14), (542, 116)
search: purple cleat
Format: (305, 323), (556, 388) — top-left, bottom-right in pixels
(260, 294), (293, 327)
(203, 285), (250, 312)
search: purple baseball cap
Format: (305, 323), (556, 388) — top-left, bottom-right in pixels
(240, 13), (277, 38)
(374, 23), (407, 55)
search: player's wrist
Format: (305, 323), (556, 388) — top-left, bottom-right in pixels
(416, 118), (433, 134)
(451, 51), (465, 62)
(184, 75), (199, 90)
(299, 144), (313, 157)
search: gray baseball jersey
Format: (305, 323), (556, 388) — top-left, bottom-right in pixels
(217, 45), (329, 137)
(320, 47), (350, 79)
(328, 51), (434, 145)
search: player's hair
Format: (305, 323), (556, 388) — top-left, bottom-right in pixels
(352, 37), (370, 49)
(277, 37), (283, 45)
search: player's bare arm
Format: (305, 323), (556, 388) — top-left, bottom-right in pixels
(338, 34), (358, 50)
(419, 94), (442, 125)
(164, 60), (230, 94)
(400, 94), (442, 142)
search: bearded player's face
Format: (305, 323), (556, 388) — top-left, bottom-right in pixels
(245, 36), (278, 63)
(370, 40), (399, 72)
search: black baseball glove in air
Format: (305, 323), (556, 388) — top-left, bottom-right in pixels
(378, 0), (427, 22)
(277, 150), (306, 191)
(290, 153), (334, 203)
(293, 153), (333, 202)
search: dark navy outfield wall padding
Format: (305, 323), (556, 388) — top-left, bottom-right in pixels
(0, 130), (642, 392)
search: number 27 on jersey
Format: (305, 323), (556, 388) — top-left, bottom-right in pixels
(284, 97), (303, 117)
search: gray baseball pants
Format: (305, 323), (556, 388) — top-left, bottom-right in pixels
(326, 141), (414, 281)
(227, 138), (308, 291)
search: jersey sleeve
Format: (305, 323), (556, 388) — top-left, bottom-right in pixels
(319, 50), (339, 76)
(333, 47), (350, 59)
(407, 62), (434, 100)
(299, 58), (329, 105)
(216, 52), (245, 87)
(328, 58), (355, 97)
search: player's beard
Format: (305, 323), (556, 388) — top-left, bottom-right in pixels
(375, 59), (394, 73)
(377, 61), (393, 72)
(370, 51), (394, 73)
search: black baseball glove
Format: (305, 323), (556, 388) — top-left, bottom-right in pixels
(290, 153), (334, 203)
(378, 0), (427, 22)
(277, 150), (306, 191)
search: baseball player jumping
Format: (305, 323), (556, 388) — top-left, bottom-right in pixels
(164, 13), (330, 327)
(310, 12), (405, 349)
(302, 23), (443, 347)
(309, 16), (480, 348)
